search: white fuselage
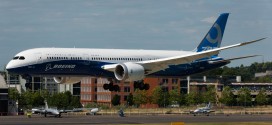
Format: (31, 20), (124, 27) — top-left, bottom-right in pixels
(6, 47), (227, 80)
(7, 48), (193, 69)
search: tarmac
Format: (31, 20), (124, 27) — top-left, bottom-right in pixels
(1, 114), (272, 125)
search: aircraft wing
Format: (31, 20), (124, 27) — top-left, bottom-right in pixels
(208, 55), (261, 64)
(209, 110), (215, 113)
(102, 38), (265, 74)
(139, 38), (265, 74)
(32, 108), (45, 114)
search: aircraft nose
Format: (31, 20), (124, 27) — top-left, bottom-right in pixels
(6, 60), (15, 70)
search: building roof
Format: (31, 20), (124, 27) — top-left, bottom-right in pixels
(255, 70), (272, 77)
(231, 83), (272, 85)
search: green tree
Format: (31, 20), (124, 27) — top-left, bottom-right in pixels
(220, 86), (235, 106)
(186, 92), (197, 105)
(255, 88), (267, 106)
(179, 93), (187, 106)
(221, 66), (237, 76)
(237, 87), (252, 106)
(150, 86), (163, 104)
(8, 88), (20, 101)
(48, 92), (69, 109)
(133, 89), (149, 107)
(84, 102), (98, 108)
(60, 92), (70, 109)
(161, 92), (170, 107)
(46, 91), (82, 109)
(69, 96), (82, 108)
(196, 92), (204, 104)
(111, 94), (121, 106)
(126, 93), (134, 106)
(32, 91), (44, 107)
(40, 89), (50, 99)
(203, 85), (216, 103)
(169, 89), (180, 105)
(18, 91), (28, 109)
(22, 90), (35, 108)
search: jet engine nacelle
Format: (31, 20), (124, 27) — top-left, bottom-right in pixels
(53, 77), (82, 84)
(114, 62), (145, 81)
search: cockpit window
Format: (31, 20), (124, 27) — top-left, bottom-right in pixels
(19, 56), (25, 60)
(13, 56), (19, 60)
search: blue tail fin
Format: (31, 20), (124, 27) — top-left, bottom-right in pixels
(196, 13), (229, 54)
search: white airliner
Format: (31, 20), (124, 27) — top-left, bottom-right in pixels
(33, 100), (61, 117)
(6, 13), (265, 91)
(190, 102), (214, 116)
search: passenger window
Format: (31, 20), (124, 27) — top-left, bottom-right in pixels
(19, 56), (25, 60)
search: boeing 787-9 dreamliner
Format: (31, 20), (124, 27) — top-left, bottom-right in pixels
(6, 13), (265, 91)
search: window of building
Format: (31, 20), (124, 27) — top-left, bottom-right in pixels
(162, 79), (168, 84)
(172, 78), (178, 84)
(124, 87), (130, 92)
(94, 78), (97, 84)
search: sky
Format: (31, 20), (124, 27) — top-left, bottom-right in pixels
(0, 0), (271, 70)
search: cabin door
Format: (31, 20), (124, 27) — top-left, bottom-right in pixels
(35, 53), (43, 64)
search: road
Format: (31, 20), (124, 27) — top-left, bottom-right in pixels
(0, 114), (272, 125)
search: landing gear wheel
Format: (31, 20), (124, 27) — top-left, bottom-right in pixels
(113, 85), (120, 92)
(134, 81), (139, 88)
(144, 84), (150, 90)
(108, 82), (114, 91)
(139, 82), (145, 90)
(103, 84), (109, 90)
(109, 86), (114, 91)
(134, 81), (150, 90)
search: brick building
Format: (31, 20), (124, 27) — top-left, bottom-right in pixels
(80, 77), (182, 106)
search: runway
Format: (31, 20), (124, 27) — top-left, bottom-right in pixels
(1, 114), (272, 125)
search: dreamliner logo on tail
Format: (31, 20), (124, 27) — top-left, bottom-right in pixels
(206, 23), (222, 44)
(201, 46), (217, 51)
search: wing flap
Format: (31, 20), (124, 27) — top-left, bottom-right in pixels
(208, 55), (261, 64)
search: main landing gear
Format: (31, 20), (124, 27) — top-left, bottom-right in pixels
(103, 79), (120, 92)
(103, 79), (150, 92)
(134, 81), (150, 90)
(103, 82), (120, 92)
